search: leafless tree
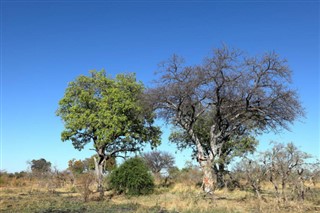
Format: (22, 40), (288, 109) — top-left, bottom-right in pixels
(234, 157), (267, 200)
(143, 151), (175, 176)
(147, 46), (304, 193)
(263, 142), (310, 202)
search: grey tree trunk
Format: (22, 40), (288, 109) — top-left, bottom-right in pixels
(93, 157), (104, 199)
(200, 160), (214, 194)
(190, 129), (215, 194)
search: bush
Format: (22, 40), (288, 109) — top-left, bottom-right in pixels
(108, 157), (154, 195)
(75, 173), (95, 202)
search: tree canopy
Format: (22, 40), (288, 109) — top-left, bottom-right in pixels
(30, 158), (51, 175)
(147, 46), (304, 191)
(57, 70), (161, 155)
(56, 70), (161, 197)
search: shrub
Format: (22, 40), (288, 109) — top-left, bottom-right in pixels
(75, 172), (95, 202)
(109, 157), (154, 195)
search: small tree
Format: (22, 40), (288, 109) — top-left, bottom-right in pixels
(143, 151), (175, 176)
(109, 157), (154, 195)
(234, 157), (267, 199)
(263, 142), (311, 201)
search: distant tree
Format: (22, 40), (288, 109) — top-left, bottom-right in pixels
(143, 151), (175, 176)
(56, 70), (161, 199)
(109, 157), (154, 195)
(68, 159), (85, 175)
(263, 142), (311, 201)
(14, 171), (28, 179)
(147, 46), (304, 193)
(29, 158), (51, 175)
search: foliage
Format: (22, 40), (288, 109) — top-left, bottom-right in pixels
(68, 159), (85, 174)
(29, 158), (52, 175)
(86, 154), (117, 172)
(1, 153), (320, 213)
(108, 157), (155, 195)
(56, 70), (161, 197)
(68, 155), (117, 175)
(56, 70), (161, 154)
(170, 129), (258, 166)
(163, 163), (203, 187)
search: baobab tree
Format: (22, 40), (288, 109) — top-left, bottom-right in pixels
(147, 46), (304, 193)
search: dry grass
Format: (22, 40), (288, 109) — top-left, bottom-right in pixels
(1, 178), (320, 213)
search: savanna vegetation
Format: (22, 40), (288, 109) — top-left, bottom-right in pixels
(1, 145), (320, 213)
(1, 46), (319, 213)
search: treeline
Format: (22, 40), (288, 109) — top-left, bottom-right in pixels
(1, 142), (319, 204)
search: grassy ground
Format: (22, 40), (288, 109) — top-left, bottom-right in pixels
(1, 181), (320, 213)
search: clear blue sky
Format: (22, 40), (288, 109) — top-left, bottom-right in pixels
(1, 1), (319, 172)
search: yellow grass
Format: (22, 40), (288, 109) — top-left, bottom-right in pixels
(1, 178), (320, 213)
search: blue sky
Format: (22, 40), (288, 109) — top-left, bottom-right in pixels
(1, 1), (319, 172)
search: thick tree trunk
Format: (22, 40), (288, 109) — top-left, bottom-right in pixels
(93, 157), (104, 200)
(200, 161), (214, 194)
(189, 129), (215, 194)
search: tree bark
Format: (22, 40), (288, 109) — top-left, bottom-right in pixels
(93, 156), (104, 199)
(200, 160), (214, 194)
(189, 128), (215, 194)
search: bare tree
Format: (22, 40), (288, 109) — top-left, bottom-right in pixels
(143, 151), (175, 176)
(263, 142), (311, 202)
(235, 157), (267, 200)
(147, 46), (304, 193)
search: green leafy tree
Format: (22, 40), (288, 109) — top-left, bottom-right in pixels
(109, 157), (154, 195)
(68, 159), (85, 175)
(29, 158), (51, 176)
(56, 70), (161, 198)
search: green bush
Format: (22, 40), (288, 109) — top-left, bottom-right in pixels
(109, 157), (154, 195)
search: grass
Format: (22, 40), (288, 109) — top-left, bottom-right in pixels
(1, 180), (320, 213)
